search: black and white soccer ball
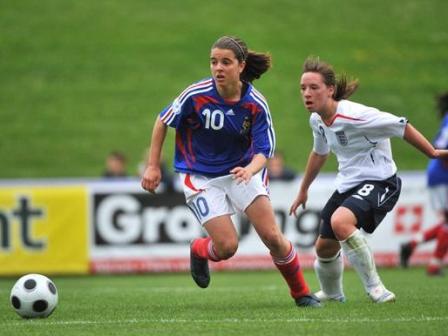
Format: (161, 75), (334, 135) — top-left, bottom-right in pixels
(10, 274), (58, 318)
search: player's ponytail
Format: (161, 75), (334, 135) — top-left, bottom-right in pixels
(242, 51), (271, 83)
(302, 56), (359, 101)
(334, 74), (359, 101)
(436, 91), (448, 118)
(212, 36), (271, 83)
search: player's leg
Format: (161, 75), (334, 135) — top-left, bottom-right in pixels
(245, 195), (320, 307)
(426, 186), (448, 275)
(190, 215), (238, 288)
(332, 207), (395, 303)
(187, 177), (238, 288)
(427, 211), (448, 276)
(313, 191), (346, 302)
(314, 237), (346, 302)
(400, 224), (442, 268)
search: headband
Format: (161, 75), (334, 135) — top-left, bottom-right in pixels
(226, 36), (246, 61)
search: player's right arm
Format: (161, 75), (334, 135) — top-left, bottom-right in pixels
(289, 150), (328, 216)
(403, 123), (448, 159)
(141, 116), (168, 193)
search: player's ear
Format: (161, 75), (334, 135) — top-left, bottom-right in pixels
(239, 60), (246, 74)
(328, 84), (335, 97)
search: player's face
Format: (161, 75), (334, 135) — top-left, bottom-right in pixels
(300, 72), (335, 113)
(210, 48), (245, 88)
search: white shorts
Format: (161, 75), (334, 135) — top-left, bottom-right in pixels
(429, 185), (448, 211)
(179, 172), (269, 225)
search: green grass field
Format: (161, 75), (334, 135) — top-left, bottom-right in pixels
(0, 268), (446, 335)
(1, 0), (448, 178)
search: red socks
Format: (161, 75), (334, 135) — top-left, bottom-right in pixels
(433, 225), (448, 260)
(191, 237), (220, 261)
(423, 224), (442, 242)
(193, 238), (310, 298)
(427, 224), (448, 274)
(272, 244), (310, 299)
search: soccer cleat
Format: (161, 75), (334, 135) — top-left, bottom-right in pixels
(427, 265), (444, 277)
(314, 290), (346, 303)
(400, 242), (415, 268)
(190, 242), (210, 288)
(368, 284), (396, 303)
(295, 294), (322, 308)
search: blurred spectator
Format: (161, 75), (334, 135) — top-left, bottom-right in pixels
(103, 151), (128, 178)
(267, 150), (297, 181)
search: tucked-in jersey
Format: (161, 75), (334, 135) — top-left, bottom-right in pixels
(427, 114), (448, 186)
(159, 78), (275, 177)
(310, 100), (407, 193)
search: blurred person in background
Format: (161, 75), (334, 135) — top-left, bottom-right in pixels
(267, 150), (297, 182)
(141, 36), (320, 308)
(289, 57), (448, 303)
(103, 151), (128, 178)
(400, 92), (448, 275)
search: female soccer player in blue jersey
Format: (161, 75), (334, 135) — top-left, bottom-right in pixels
(289, 57), (448, 303)
(400, 92), (448, 275)
(141, 36), (320, 307)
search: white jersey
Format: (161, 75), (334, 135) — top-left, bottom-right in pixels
(310, 100), (407, 193)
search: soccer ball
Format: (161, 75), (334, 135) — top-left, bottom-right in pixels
(10, 274), (58, 318)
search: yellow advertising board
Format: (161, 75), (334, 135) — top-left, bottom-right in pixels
(0, 185), (88, 275)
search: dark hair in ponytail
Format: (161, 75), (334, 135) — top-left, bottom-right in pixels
(212, 36), (271, 83)
(436, 91), (448, 118)
(302, 56), (359, 101)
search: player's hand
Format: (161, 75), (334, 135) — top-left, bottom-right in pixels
(230, 166), (253, 184)
(289, 190), (308, 217)
(141, 166), (162, 194)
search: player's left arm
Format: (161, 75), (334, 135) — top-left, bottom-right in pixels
(231, 95), (274, 183)
(404, 123), (448, 159)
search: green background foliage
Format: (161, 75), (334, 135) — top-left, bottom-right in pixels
(1, 0), (447, 178)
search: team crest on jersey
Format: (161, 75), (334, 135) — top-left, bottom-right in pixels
(335, 130), (348, 146)
(240, 116), (252, 136)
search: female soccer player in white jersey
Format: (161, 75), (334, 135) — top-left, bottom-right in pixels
(141, 36), (320, 307)
(289, 57), (448, 303)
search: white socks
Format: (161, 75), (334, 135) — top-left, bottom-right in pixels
(341, 229), (381, 292)
(314, 251), (345, 298)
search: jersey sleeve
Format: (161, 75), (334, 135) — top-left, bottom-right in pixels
(310, 115), (330, 155)
(434, 117), (448, 149)
(250, 99), (276, 158)
(159, 94), (194, 128)
(356, 107), (408, 140)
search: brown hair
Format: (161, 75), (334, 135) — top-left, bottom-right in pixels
(212, 36), (271, 83)
(436, 91), (448, 118)
(302, 56), (359, 101)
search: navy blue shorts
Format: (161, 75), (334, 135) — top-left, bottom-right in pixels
(320, 175), (402, 240)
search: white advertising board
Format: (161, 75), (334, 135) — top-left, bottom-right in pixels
(88, 172), (438, 273)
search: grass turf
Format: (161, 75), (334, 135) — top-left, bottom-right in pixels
(0, 268), (446, 335)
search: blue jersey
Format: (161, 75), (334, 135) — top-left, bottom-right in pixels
(159, 78), (276, 177)
(427, 115), (448, 186)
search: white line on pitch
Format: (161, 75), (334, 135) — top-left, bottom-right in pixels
(2, 316), (448, 326)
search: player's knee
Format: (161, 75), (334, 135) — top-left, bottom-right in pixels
(330, 214), (343, 231)
(330, 214), (355, 240)
(315, 237), (340, 258)
(214, 239), (238, 260)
